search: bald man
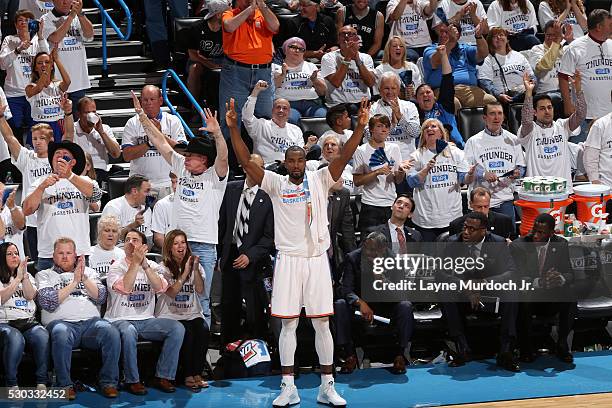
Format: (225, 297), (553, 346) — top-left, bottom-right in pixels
(218, 153), (275, 343)
(122, 85), (187, 198)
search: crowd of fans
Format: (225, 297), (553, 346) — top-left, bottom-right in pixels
(0, 0), (610, 404)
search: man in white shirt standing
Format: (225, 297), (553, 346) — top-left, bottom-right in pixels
(122, 85), (187, 199)
(131, 91), (228, 328)
(368, 71), (420, 159)
(66, 96), (121, 199)
(228, 97), (369, 407)
(23, 140), (102, 271)
(41, 0), (93, 112)
(583, 94), (612, 187)
(320, 25), (376, 111)
(464, 102), (525, 226)
(558, 8), (612, 142)
(101, 175), (153, 243)
(518, 71), (585, 191)
(242, 81), (304, 164)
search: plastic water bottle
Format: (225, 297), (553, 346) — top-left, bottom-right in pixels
(5, 171), (13, 184)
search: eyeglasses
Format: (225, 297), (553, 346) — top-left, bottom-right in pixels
(492, 33), (507, 38)
(288, 45), (305, 52)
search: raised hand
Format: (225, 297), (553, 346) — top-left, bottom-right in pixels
(562, 23), (574, 43)
(60, 92), (72, 114)
(475, 19), (488, 38)
(16, 258), (27, 282)
(5, 188), (17, 210)
(356, 97), (370, 128)
(523, 71), (535, 95)
(310, 69), (319, 82)
(199, 108), (221, 135)
(225, 98), (238, 129)
(55, 156), (75, 178)
(251, 80), (268, 97)
(131, 90), (143, 115)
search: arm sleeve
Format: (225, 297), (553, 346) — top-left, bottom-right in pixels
(241, 96), (265, 139)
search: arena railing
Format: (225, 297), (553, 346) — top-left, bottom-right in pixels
(92, 0), (132, 78)
(161, 69), (205, 139)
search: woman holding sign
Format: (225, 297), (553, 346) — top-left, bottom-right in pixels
(156, 229), (208, 392)
(408, 118), (469, 241)
(0, 242), (49, 389)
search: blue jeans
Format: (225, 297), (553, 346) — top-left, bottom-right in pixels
(112, 318), (184, 383)
(7, 96), (33, 146)
(144, 0), (188, 44)
(37, 257), (54, 272)
(0, 323), (49, 386)
(288, 100), (327, 125)
(189, 242), (217, 328)
(218, 60), (274, 140)
(492, 200), (516, 229)
(47, 318), (120, 387)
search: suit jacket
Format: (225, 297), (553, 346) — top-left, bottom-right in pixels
(328, 188), (356, 270)
(373, 221), (422, 254)
(218, 180), (275, 272)
(449, 211), (515, 239)
(510, 234), (572, 285)
(442, 232), (517, 284)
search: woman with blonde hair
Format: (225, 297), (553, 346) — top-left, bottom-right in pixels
(538, 0), (586, 38)
(408, 118), (469, 241)
(375, 35), (422, 99)
(156, 229), (208, 391)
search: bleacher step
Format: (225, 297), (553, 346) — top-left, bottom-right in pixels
(87, 55), (155, 75)
(86, 40), (144, 58)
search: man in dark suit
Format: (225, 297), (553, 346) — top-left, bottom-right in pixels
(218, 154), (275, 344)
(323, 165), (356, 280)
(510, 213), (576, 364)
(441, 212), (520, 372)
(334, 232), (414, 375)
(449, 187), (515, 239)
(373, 194), (422, 254)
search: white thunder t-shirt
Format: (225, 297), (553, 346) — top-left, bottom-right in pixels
(272, 61), (320, 101)
(171, 152), (227, 244)
(558, 35), (612, 120)
(584, 113), (612, 187)
(478, 51), (534, 94)
(261, 168), (335, 257)
(538, 2), (584, 39)
(518, 119), (574, 190)
(353, 142), (402, 207)
(74, 121), (116, 170)
(151, 194), (174, 235)
(320, 50), (374, 107)
(432, 0), (488, 45)
(12, 147), (52, 228)
(0, 273), (37, 322)
(155, 262), (204, 321)
(410, 145), (468, 228)
(27, 80), (63, 122)
(36, 266), (102, 325)
(464, 129), (526, 207)
(88, 244), (124, 279)
(101, 196), (153, 239)
(386, 0), (432, 48)
(19, 1), (54, 19)
(41, 10), (93, 93)
(0, 35), (49, 97)
(32, 177), (93, 258)
(487, 0), (538, 35)
(105, 258), (165, 321)
(2, 206), (25, 259)
(121, 112), (187, 187)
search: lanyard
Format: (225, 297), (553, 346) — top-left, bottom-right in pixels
(302, 172), (313, 227)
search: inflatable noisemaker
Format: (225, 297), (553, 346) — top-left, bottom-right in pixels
(432, 139), (448, 160)
(369, 147), (395, 168)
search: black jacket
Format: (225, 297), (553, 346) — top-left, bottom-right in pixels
(293, 13), (337, 52)
(449, 211), (515, 239)
(328, 188), (356, 270)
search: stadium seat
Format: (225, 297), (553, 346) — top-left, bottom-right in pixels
(173, 17), (206, 69)
(89, 212), (102, 245)
(108, 176), (128, 200)
(435, 231), (450, 242)
(507, 103), (523, 135)
(457, 107), (485, 141)
(299, 117), (331, 137)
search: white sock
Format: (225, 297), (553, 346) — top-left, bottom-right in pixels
(321, 373), (334, 384)
(282, 375), (294, 386)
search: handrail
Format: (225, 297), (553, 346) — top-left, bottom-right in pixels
(161, 69), (206, 139)
(92, 0), (132, 78)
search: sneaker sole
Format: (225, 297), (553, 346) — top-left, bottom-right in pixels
(272, 399), (300, 408)
(317, 397), (347, 407)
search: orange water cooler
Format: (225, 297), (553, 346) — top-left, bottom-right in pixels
(515, 192), (573, 236)
(572, 184), (611, 224)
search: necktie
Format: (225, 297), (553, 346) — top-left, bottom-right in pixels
(396, 227), (407, 254)
(236, 189), (251, 248)
(538, 246), (547, 277)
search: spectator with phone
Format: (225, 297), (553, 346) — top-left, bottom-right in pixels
(25, 48), (70, 142)
(374, 36), (422, 99)
(272, 37), (327, 125)
(101, 175), (153, 244)
(0, 9), (48, 145)
(0, 184), (25, 258)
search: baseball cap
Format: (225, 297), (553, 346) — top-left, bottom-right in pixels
(204, 0), (231, 20)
